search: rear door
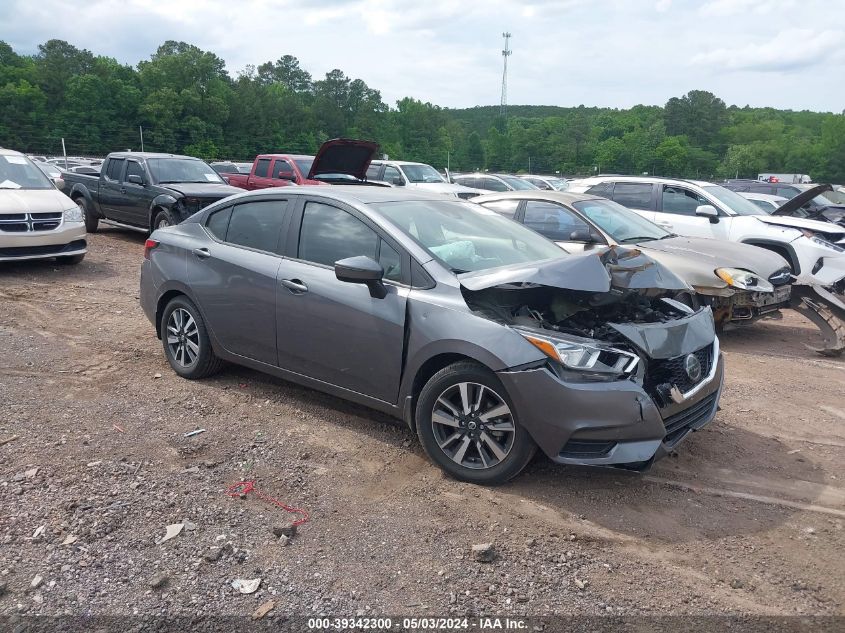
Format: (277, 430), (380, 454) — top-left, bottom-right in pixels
(275, 198), (408, 403)
(520, 199), (598, 253)
(248, 158), (273, 189)
(99, 158), (125, 219)
(656, 184), (729, 239)
(607, 182), (656, 222)
(187, 198), (291, 365)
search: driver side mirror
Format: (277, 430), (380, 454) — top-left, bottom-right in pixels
(392, 177), (405, 186)
(335, 256), (387, 299)
(127, 174), (145, 186)
(277, 171), (296, 182)
(51, 177), (64, 190)
(695, 204), (719, 223)
(569, 228), (601, 243)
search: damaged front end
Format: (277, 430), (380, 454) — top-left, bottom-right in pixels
(461, 247), (723, 469)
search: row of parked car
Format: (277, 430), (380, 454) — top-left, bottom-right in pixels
(3, 139), (845, 483)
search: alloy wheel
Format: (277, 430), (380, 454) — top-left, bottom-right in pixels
(430, 382), (515, 470)
(166, 308), (200, 367)
(157, 218), (170, 229)
(76, 199), (86, 222)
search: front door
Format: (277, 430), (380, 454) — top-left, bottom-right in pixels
(114, 159), (151, 226)
(657, 185), (730, 239)
(99, 158), (125, 220)
(275, 199), (407, 403)
(187, 198), (291, 365)
(521, 199), (597, 253)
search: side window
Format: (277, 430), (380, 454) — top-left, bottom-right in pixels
(366, 164), (382, 180)
(378, 239), (403, 282)
(776, 186), (799, 198)
(104, 158), (124, 182)
(585, 182), (613, 197)
(226, 200), (288, 252)
(205, 206), (233, 241)
(271, 160), (294, 179)
(611, 183), (653, 209)
(253, 158), (271, 178)
(481, 177), (508, 192)
(479, 199), (520, 219)
(749, 183), (772, 194)
(660, 185), (707, 216)
(382, 165), (402, 184)
(299, 201), (378, 267)
(124, 160), (145, 183)
(523, 200), (589, 241)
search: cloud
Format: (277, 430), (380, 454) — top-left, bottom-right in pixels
(690, 28), (842, 72)
(698, 0), (796, 16)
(655, 0), (672, 12)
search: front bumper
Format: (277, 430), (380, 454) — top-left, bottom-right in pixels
(0, 220), (87, 262)
(499, 342), (724, 469)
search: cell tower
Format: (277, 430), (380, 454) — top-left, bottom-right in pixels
(500, 32), (512, 118)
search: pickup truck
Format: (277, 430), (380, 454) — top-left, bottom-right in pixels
(226, 138), (380, 190)
(62, 152), (243, 233)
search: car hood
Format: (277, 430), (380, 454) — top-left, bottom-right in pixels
(0, 188), (74, 213)
(634, 236), (789, 282)
(755, 214), (845, 235)
(160, 182), (243, 197)
(408, 182), (484, 194)
(459, 245), (690, 294)
(772, 184), (831, 216)
(307, 138), (379, 181)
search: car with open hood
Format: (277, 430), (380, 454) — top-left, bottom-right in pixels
(0, 148), (87, 264)
(768, 184), (845, 234)
(473, 191), (794, 330)
(141, 187), (723, 483)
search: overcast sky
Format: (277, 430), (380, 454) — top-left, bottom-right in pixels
(2, 0), (843, 112)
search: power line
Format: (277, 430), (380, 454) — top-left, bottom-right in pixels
(500, 32), (512, 119)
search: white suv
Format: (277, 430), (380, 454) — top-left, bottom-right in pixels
(366, 160), (483, 199)
(0, 148), (87, 264)
(569, 176), (845, 289)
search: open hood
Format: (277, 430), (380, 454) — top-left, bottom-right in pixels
(307, 138), (379, 181)
(772, 184), (832, 216)
(459, 246), (690, 293)
(756, 214), (845, 236)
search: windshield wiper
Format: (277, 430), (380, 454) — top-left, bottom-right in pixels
(659, 233), (676, 239)
(619, 236), (657, 243)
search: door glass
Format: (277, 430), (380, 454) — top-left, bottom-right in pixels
(104, 159), (124, 182)
(124, 161), (144, 182)
(523, 200), (589, 241)
(382, 166), (402, 184)
(661, 186), (707, 216)
(254, 159), (271, 178)
(479, 199), (519, 219)
(585, 182), (613, 197)
(481, 178), (509, 192)
(206, 207), (233, 241)
(611, 183), (652, 208)
(378, 239), (403, 282)
(366, 164), (381, 180)
(776, 186), (799, 198)
(226, 200), (288, 252)
(298, 201), (378, 266)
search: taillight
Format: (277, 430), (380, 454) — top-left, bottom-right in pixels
(144, 239), (159, 260)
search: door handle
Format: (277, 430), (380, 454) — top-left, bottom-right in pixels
(192, 248), (211, 259)
(120, 187), (126, 194)
(281, 278), (308, 294)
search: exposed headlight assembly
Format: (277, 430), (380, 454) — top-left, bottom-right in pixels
(715, 267), (774, 292)
(801, 229), (845, 253)
(515, 329), (640, 377)
(63, 206), (83, 223)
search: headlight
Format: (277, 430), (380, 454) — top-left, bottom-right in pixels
(715, 267), (774, 292)
(63, 206), (83, 223)
(515, 329), (640, 377)
(801, 230), (845, 253)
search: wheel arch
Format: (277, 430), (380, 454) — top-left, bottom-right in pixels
(740, 239), (800, 274)
(149, 194), (178, 232)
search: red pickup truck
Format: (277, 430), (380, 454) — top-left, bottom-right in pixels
(226, 139), (379, 190)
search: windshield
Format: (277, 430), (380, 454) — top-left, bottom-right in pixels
(294, 158), (314, 176)
(573, 198), (669, 243)
(0, 155), (55, 190)
(147, 158), (224, 184)
(401, 164), (445, 184)
(819, 189), (845, 205)
(702, 185), (762, 216)
(547, 178), (569, 191)
(35, 162), (62, 179)
(499, 175), (538, 191)
(372, 199), (564, 273)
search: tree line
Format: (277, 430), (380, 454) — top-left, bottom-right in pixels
(2, 39), (844, 182)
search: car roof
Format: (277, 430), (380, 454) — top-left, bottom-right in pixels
(229, 184), (456, 206)
(580, 175), (713, 188)
(0, 147), (25, 157)
(108, 152), (203, 160)
(739, 192), (787, 202)
(370, 160), (428, 166)
(255, 154), (314, 160)
(473, 190), (602, 205)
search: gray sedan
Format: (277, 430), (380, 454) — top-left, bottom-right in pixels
(141, 187), (723, 483)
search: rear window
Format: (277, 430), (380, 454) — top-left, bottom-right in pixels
(611, 183), (653, 209)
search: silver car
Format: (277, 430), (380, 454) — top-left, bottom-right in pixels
(140, 187), (723, 483)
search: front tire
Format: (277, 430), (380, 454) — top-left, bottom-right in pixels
(77, 198), (98, 233)
(415, 361), (536, 484)
(153, 209), (176, 232)
(160, 296), (223, 379)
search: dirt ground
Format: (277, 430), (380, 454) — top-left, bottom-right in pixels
(1, 228), (843, 621)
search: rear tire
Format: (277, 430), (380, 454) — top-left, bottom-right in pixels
(160, 296), (224, 379)
(415, 361), (536, 484)
(77, 198), (98, 233)
(57, 253), (85, 265)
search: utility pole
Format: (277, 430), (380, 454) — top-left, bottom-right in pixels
(139, 126), (145, 152)
(500, 32), (512, 118)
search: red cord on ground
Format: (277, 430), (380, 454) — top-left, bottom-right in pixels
(226, 480), (310, 526)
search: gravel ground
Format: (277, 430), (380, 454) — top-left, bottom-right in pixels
(1, 229), (843, 622)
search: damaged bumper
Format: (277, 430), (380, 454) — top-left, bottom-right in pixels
(499, 338), (724, 469)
